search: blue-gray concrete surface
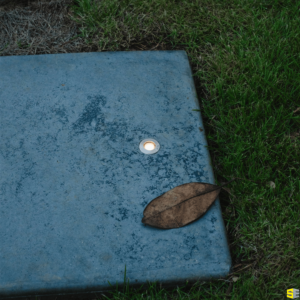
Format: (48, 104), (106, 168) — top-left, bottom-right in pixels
(0, 50), (231, 298)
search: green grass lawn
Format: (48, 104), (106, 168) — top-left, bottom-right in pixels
(66, 0), (300, 299)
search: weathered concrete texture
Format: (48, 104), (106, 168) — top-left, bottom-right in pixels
(0, 51), (231, 298)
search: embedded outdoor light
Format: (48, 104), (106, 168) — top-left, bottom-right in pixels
(139, 138), (160, 154)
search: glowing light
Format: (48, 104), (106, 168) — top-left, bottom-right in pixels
(139, 138), (160, 154)
(144, 142), (156, 151)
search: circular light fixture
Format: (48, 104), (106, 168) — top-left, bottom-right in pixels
(139, 138), (160, 154)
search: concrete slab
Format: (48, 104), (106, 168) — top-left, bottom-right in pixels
(0, 50), (232, 298)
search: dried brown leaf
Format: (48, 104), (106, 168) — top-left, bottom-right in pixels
(142, 180), (234, 229)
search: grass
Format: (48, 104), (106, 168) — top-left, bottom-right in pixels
(65, 0), (300, 298)
(1, 0), (299, 299)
